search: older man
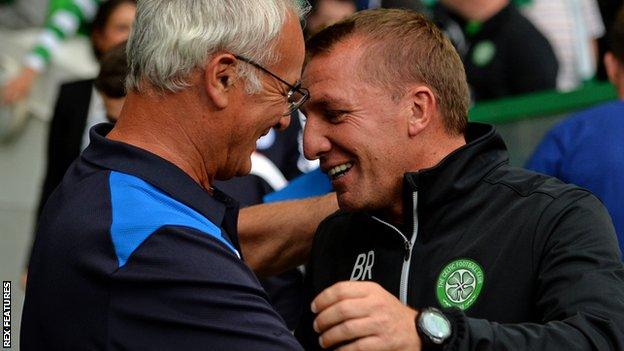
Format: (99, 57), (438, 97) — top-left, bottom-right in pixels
(21, 0), (309, 349)
(295, 9), (624, 351)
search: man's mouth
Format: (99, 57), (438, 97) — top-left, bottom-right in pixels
(327, 162), (353, 180)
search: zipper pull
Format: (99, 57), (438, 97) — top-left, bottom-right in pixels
(404, 240), (411, 261)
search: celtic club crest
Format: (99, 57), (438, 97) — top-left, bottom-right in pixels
(436, 258), (485, 310)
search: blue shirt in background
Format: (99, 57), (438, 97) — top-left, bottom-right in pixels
(526, 100), (624, 257)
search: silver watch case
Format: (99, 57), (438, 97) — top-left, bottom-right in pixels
(417, 307), (452, 345)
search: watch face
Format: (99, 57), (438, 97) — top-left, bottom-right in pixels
(421, 310), (451, 342)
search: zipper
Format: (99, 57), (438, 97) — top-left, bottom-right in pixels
(371, 191), (418, 304)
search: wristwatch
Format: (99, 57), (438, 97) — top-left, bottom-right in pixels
(416, 307), (452, 348)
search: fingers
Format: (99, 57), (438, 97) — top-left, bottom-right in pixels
(319, 317), (379, 349)
(312, 282), (389, 349)
(314, 297), (371, 333)
(312, 281), (374, 313)
(310, 281), (420, 351)
(336, 336), (384, 351)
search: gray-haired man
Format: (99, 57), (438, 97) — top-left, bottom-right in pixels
(21, 1), (309, 349)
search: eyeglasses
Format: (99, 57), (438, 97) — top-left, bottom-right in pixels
(234, 55), (309, 116)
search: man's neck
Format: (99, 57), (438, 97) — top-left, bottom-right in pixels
(385, 131), (467, 224)
(107, 91), (219, 193)
(413, 126), (467, 173)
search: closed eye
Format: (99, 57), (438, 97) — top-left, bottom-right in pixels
(325, 109), (349, 123)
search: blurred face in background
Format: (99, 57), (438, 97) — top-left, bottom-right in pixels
(307, 0), (357, 36)
(93, 2), (137, 54)
(440, 0), (508, 21)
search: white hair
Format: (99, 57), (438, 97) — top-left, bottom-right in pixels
(126, 0), (310, 93)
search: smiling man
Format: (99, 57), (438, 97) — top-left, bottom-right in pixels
(295, 8), (624, 351)
(21, 1), (310, 350)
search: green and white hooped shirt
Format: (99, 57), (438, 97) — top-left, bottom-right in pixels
(24, 0), (102, 71)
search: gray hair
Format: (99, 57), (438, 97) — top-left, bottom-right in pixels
(126, 0), (310, 93)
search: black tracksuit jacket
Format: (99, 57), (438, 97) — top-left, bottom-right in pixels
(296, 123), (624, 350)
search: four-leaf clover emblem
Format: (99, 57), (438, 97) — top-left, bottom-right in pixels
(445, 269), (476, 303)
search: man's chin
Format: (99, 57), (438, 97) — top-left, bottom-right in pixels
(214, 162), (252, 181)
(234, 168), (252, 178)
(229, 165), (252, 179)
(336, 194), (360, 212)
(337, 192), (385, 214)
(236, 159), (253, 177)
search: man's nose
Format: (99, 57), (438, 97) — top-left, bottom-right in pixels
(274, 113), (291, 131)
(303, 116), (331, 160)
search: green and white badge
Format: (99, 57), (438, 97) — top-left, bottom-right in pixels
(436, 258), (485, 310)
(471, 41), (496, 67)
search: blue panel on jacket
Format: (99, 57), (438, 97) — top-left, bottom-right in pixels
(109, 171), (240, 267)
(263, 168), (332, 203)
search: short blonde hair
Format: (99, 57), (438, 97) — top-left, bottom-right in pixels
(307, 8), (469, 135)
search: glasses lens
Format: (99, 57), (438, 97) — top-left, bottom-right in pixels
(285, 88), (309, 115)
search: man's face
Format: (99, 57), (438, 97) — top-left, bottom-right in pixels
(440, 0), (494, 20)
(307, 0), (357, 36)
(302, 40), (413, 215)
(219, 12), (306, 179)
(94, 2), (136, 54)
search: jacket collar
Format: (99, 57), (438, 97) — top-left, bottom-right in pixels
(404, 123), (508, 213)
(81, 123), (239, 231)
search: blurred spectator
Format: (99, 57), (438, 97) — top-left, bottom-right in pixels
(596, 0), (623, 80)
(526, 6), (624, 257)
(521, 0), (605, 91)
(35, 0), (135, 221)
(1, 0), (110, 105)
(437, 0), (558, 101)
(0, 0), (48, 29)
(382, 0), (425, 11)
(367, 0), (425, 9)
(94, 42), (127, 123)
(306, 0), (357, 37)
(305, 0), (426, 42)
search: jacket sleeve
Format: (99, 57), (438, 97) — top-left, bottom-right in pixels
(443, 192), (624, 351)
(107, 226), (304, 351)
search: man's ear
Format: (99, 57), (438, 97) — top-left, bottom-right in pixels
(407, 86), (436, 137)
(204, 53), (238, 109)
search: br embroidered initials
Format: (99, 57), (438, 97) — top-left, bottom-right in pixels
(350, 250), (375, 281)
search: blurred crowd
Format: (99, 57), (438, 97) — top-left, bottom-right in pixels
(1, 0), (622, 105)
(2, 0), (624, 332)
